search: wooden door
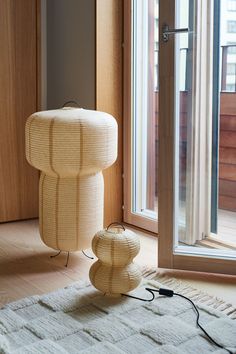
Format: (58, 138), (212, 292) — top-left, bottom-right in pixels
(0, 0), (39, 222)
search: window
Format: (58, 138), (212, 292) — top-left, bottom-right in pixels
(227, 43), (236, 54)
(227, 20), (236, 33)
(227, 0), (236, 11)
(124, 0), (236, 274)
(154, 19), (159, 91)
(227, 63), (236, 74)
(156, 0), (236, 274)
(175, 0), (236, 249)
(123, 0), (158, 232)
(226, 83), (236, 90)
(221, 45), (236, 92)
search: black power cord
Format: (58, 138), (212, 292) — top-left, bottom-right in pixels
(122, 287), (233, 354)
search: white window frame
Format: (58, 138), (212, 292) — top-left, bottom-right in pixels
(123, 0), (157, 233)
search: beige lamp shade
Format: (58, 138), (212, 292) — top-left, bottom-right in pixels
(25, 108), (118, 252)
(89, 223), (142, 296)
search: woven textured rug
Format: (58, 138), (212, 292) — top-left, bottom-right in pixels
(0, 272), (235, 354)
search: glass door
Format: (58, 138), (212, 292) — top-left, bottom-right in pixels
(158, 0), (236, 274)
(123, 0), (159, 232)
(212, 0), (236, 248)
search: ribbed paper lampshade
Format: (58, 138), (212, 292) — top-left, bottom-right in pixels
(25, 108), (118, 252)
(89, 223), (142, 296)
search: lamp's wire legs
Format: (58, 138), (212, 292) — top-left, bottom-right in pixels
(65, 252), (70, 267)
(82, 250), (94, 260)
(51, 250), (92, 267)
(50, 250), (61, 258)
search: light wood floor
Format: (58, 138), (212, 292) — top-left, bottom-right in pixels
(0, 219), (235, 308)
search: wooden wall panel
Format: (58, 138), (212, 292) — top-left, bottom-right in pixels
(219, 179), (236, 198)
(219, 196), (236, 212)
(220, 115), (236, 131)
(0, 0), (39, 222)
(220, 93), (236, 115)
(220, 131), (236, 148)
(155, 92), (236, 211)
(219, 93), (236, 211)
(96, 0), (123, 226)
(219, 147), (236, 164)
(219, 164), (236, 181)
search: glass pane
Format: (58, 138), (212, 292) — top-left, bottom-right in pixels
(216, 0), (236, 246)
(131, 0), (158, 220)
(175, 0), (236, 257)
(175, 0), (193, 244)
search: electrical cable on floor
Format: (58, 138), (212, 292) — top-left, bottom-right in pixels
(122, 288), (233, 354)
(82, 250), (94, 259)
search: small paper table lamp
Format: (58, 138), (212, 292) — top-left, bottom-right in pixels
(25, 107), (117, 265)
(89, 223), (142, 296)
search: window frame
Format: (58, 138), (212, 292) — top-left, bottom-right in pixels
(123, 0), (158, 233)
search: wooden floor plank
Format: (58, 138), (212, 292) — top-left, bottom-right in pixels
(0, 219), (235, 308)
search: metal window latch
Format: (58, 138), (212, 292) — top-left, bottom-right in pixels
(162, 24), (189, 42)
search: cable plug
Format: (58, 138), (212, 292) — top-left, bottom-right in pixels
(158, 288), (174, 297)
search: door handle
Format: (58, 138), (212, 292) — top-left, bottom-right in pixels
(162, 24), (189, 42)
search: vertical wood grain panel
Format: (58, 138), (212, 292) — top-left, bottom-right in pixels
(158, 0), (175, 268)
(96, 0), (123, 226)
(0, 0), (39, 222)
(219, 93), (236, 210)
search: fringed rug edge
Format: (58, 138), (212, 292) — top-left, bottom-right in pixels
(142, 267), (236, 319)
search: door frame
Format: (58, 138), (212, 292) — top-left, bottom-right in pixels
(158, 0), (236, 275)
